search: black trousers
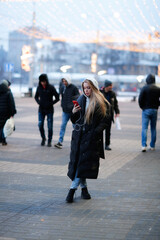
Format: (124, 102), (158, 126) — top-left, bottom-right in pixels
(105, 119), (112, 147)
(0, 121), (6, 142)
(0, 128), (2, 142)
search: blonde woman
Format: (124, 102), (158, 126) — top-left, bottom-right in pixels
(66, 78), (110, 203)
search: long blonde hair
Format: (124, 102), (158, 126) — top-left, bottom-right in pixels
(82, 79), (109, 124)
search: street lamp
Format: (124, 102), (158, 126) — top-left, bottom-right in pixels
(60, 65), (72, 73)
(21, 45), (33, 72)
(137, 75), (145, 95)
(97, 70), (107, 76)
(136, 75), (144, 83)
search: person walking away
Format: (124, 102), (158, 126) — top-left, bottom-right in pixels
(0, 79), (17, 145)
(54, 77), (79, 149)
(138, 74), (160, 152)
(35, 73), (59, 147)
(102, 80), (120, 150)
(66, 78), (110, 203)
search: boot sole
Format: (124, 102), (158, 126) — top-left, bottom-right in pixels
(81, 195), (91, 200)
(54, 145), (62, 149)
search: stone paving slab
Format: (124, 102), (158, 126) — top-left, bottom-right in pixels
(0, 97), (160, 240)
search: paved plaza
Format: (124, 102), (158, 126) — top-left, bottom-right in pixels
(0, 97), (160, 240)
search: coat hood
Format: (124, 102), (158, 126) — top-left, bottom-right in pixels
(146, 74), (155, 85)
(2, 79), (11, 87)
(63, 76), (71, 85)
(38, 73), (49, 86)
(82, 77), (99, 90)
(82, 78), (99, 97)
(0, 83), (9, 94)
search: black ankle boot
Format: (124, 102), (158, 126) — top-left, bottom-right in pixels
(81, 187), (91, 199)
(41, 138), (46, 146)
(2, 138), (7, 146)
(66, 189), (76, 203)
(47, 141), (52, 147)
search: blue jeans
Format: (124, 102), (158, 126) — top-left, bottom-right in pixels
(70, 170), (87, 189)
(141, 109), (157, 148)
(38, 112), (53, 142)
(59, 112), (71, 143)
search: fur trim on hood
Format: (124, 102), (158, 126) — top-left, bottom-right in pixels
(62, 76), (71, 85)
(84, 78), (99, 90)
(2, 79), (11, 87)
(146, 74), (155, 84)
(82, 78), (99, 97)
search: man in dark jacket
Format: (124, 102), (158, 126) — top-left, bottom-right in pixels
(102, 80), (120, 150)
(0, 79), (17, 145)
(54, 77), (79, 149)
(35, 73), (59, 147)
(138, 74), (160, 152)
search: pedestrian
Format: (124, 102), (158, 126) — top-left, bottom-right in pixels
(0, 79), (17, 145)
(66, 78), (110, 203)
(35, 73), (59, 147)
(102, 80), (120, 150)
(138, 74), (160, 152)
(59, 78), (65, 96)
(54, 77), (79, 149)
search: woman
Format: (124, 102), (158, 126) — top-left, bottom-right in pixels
(0, 80), (17, 145)
(66, 78), (110, 203)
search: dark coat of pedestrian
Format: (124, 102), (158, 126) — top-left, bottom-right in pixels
(65, 78), (110, 203)
(101, 80), (120, 150)
(0, 79), (17, 145)
(35, 73), (59, 147)
(139, 74), (160, 110)
(54, 77), (80, 149)
(138, 74), (160, 152)
(60, 77), (80, 113)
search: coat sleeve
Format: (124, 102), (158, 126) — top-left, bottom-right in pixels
(70, 111), (81, 124)
(52, 86), (60, 105)
(70, 95), (84, 124)
(8, 91), (17, 117)
(113, 92), (120, 114)
(72, 86), (80, 100)
(138, 88), (145, 109)
(94, 102), (110, 138)
(94, 115), (109, 137)
(34, 87), (40, 105)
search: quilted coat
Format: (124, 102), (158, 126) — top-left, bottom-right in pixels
(0, 83), (17, 128)
(67, 94), (110, 180)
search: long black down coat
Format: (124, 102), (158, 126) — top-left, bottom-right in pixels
(67, 95), (110, 180)
(0, 83), (17, 128)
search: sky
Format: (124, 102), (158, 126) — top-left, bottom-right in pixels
(0, 0), (160, 51)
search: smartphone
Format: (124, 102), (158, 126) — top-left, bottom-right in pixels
(72, 100), (79, 107)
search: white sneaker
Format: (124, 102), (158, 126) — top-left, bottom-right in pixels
(142, 147), (147, 152)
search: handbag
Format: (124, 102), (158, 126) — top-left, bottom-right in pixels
(3, 118), (15, 137)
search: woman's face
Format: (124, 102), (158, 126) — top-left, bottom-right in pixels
(83, 82), (92, 97)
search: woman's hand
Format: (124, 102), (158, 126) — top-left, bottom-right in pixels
(72, 104), (81, 114)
